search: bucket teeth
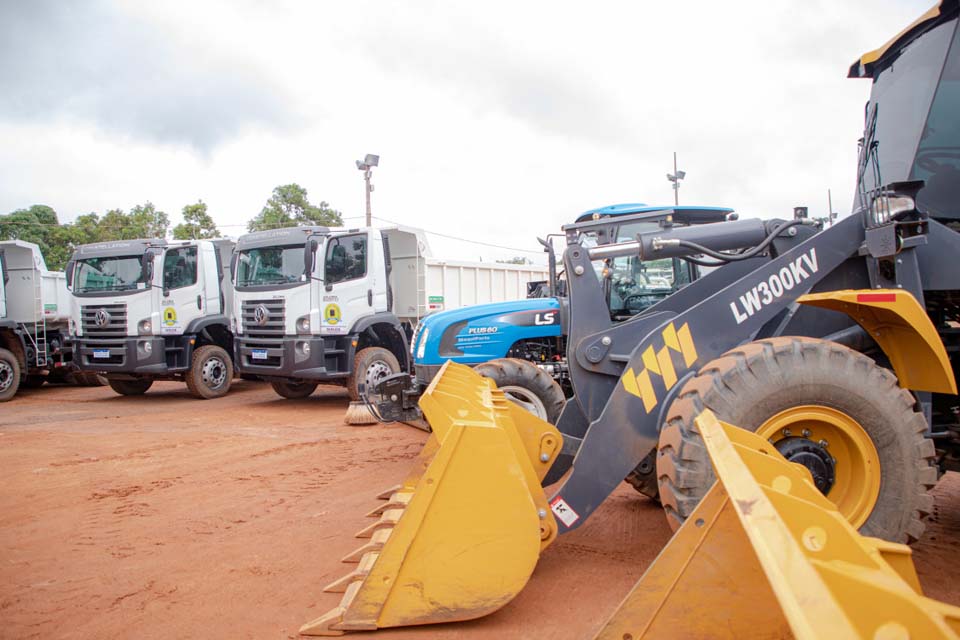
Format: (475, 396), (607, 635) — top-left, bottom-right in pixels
(301, 580), (365, 636)
(365, 492), (412, 517)
(342, 528), (392, 563)
(355, 508), (403, 538)
(323, 552), (379, 593)
(376, 485), (401, 500)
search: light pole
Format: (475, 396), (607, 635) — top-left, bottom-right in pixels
(666, 152), (686, 206)
(355, 154), (379, 226)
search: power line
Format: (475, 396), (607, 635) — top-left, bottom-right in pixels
(371, 216), (543, 255)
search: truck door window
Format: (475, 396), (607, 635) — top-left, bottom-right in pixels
(163, 246), (198, 290)
(325, 234), (367, 284)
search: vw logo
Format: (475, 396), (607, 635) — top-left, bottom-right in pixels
(95, 309), (111, 327)
(254, 304), (270, 326)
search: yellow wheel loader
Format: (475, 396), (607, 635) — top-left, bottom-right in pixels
(303, 2), (960, 636)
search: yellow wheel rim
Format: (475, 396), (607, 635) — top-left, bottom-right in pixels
(757, 405), (881, 528)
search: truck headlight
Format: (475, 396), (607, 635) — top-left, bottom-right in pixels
(296, 315), (311, 334)
(297, 340), (311, 355)
(138, 318), (152, 335)
(415, 327), (429, 360)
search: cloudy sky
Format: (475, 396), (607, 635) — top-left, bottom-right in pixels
(0, 0), (933, 261)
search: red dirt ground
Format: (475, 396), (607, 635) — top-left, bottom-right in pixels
(1, 380), (958, 639)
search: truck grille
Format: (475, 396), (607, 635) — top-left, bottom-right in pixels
(81, 304), (128, 339)
(240, 299), (285, 367)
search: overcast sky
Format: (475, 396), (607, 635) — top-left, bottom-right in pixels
(0, 0), (933, 261)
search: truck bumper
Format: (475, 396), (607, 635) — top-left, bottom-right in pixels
(235, 335), (353, 381)
(73, 336), (193, 375)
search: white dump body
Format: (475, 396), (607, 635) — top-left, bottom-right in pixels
(0, 240), (70, 325)
(381, 226), (548, 325)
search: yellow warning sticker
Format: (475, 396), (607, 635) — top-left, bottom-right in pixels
(163, 307), (178, 326)
(324, 303), (342, 325)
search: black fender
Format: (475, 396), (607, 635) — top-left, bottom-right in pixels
(185, 314), (230, 334)
(349, 313), (411, 370)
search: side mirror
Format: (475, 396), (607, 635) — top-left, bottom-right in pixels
(230, 252), (238, 284)
(305, 238), (319, 276)
(65, 260), (75, 289)
(141, 252), (154, 285)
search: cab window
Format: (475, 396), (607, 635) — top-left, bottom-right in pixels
(325, 234), (367, 284)
(163, 246), (198, 290)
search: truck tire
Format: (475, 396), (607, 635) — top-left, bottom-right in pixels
(656, 337), (936, 544)
(474, 358), (565, 424)
(69, 372), (107, 387)
(271, 380), (318, 399)
(185, 345), (233, 399)
(0, 348), (21, 402)
(20, 375), (46, 389)
(347, 347), (401, 402)
(108, 378), (153, 396)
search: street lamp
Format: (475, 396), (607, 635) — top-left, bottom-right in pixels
(666, 152), (685, 206)
(356, 154), (379, 226)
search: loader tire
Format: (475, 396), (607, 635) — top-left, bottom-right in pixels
(271, 380), (318, 399)
(108, 378), (153, 396)
(347, 347), (401, 402)
(185, 345), (233, 399)
(0, 348), (21, 402)
(474, 358), (565, 424)
(656, 337), (936, 544)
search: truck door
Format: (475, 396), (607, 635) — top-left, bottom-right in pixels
(0, 251), (6, 319)
(159, 245), (203, 335)
(321, 232), (373, 336)
(199, 242), (222, 314)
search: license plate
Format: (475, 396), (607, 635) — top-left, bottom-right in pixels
(251, 349), (268, 360)
(93, 349), (110, 359)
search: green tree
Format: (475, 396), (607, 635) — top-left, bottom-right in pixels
(496, 256), (533, 265)
(0, 205), (70, 269)
(173, 200), (221, 239)
(247, 183), (343, 232)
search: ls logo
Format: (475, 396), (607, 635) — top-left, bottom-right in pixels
(534, 312), (557, 326)
(620, 322), (698, 413)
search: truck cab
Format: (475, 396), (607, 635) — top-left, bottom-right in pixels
(67, 238), (236, 399)
(232, 226), (411, 400)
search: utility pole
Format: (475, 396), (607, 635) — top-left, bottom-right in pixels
(355, 154), (379, 226)
(666, 152), (686, 206)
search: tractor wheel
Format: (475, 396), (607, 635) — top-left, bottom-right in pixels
(186, 345), (233, 399)
(656, 337), (936, 543)
(474, 358), (565, 424)
(271, 380), (318, 399)
(0, 348), (21, 402)
(108, 378), (153, 396)
(347, 347), (401, 402)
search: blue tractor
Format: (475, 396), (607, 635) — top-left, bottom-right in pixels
(400, 204), (737, 425)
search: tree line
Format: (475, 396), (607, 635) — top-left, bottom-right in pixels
(0, 183), (342, 270)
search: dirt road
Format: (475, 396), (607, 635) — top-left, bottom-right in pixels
(2, 381), (959, 639)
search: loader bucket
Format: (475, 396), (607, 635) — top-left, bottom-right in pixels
(595, 410), (960, 640)
(302, 361), (563, 636)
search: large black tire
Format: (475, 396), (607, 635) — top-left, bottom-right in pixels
(474, 358), (565, 424)
(185, 345), (233, 399)
(0, 348), (21, 402)
(68, 372), (107, 387)
(347, 347), (402, 402)
(108, 378), (153, 396)
(271, 380), (318, 399)
(657, 337), (936, 543)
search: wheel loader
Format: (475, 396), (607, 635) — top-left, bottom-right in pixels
(302, 1), (960, 636)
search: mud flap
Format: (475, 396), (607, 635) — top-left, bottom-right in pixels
(595, 410), (960, 640)
(302, 361), (562, 635)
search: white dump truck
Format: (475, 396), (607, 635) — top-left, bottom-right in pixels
(0, 240), (85, 401)
(232, 225), (546, 399)
(67, 238), (237, 399)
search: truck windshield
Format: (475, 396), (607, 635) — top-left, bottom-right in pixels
(236, 245), (305, 287)
(74, 256), (145, 293)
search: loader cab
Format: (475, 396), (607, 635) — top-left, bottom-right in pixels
(851, 0), (960, 221)
(567, 205), (733, 320)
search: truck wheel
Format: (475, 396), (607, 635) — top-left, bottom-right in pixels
(474, 358), (565, 424)
(186, 345), (233, 400)
(657, 337), (936, 543)
(0, 348), (21, 402)
(348, 347), (401, 402)
(271, 380), (318, 399)
(108, 378), (153, 396)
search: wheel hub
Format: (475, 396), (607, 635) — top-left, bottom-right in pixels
(365, 360), (392, 389)
(775, 437), (835, 494)
(0, 361), (13, 392)
(202, 357), (227, 388)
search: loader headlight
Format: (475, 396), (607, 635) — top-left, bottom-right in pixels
(870, 194), (915, 226)
(296, 315), (311, 334)
(415, 327), (429, 360)
(138, 318), (152, 335)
